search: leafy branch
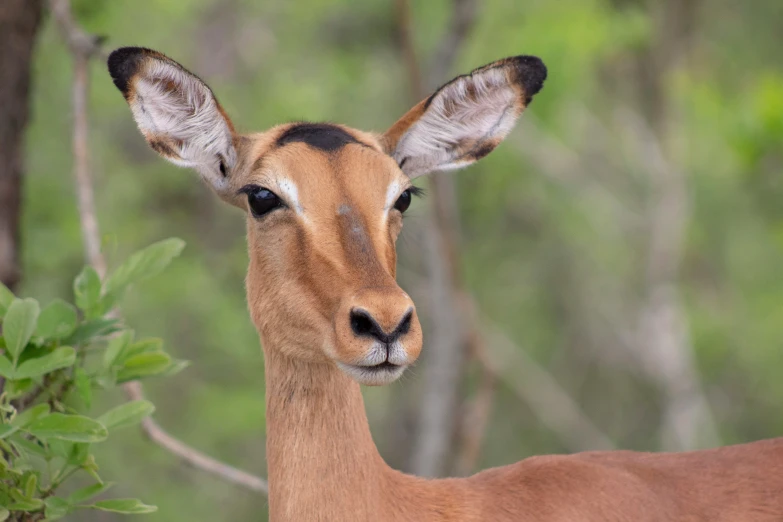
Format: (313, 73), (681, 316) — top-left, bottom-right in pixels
(47, 0), (268, 498)
(0, 240), (186, 520)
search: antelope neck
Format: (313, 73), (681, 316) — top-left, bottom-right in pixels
(262, 344), (480, 522)
(263, 347), (390, 521)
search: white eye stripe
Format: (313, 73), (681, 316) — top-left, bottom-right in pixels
(384, 179), (405, 211)
(276, 178), (302, 214)
(255, 177), (405, 225)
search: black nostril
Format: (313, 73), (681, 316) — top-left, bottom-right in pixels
(350, 309), (386, 342)
(394, 310), (413, 338)
(349, 308), (414, 344)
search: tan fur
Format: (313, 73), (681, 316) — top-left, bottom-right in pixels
(109, 48), (783, 522)
(264, 347), (783, 521)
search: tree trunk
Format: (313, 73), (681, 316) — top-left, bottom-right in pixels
(606, 0), (716, 450)
(392, 0), (479, 477)
(0, 0), (44, 292)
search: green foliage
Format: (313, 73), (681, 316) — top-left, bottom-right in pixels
(91, 499), (158, 514)
(12, 347), (76, 381)
(36, 301), (77, 342)
(101, 239), (185, 316)
(98, 401), (155, 432)
(0, 285), (14, 320)
(3, 299), (40, 365)
(0, 240), (187, 519)
(19, 0), (783, 520)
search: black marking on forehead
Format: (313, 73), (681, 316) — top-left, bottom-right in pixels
(276, 122), (368, 152)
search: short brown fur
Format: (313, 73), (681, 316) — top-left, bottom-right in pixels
(108, 47), (783, 522)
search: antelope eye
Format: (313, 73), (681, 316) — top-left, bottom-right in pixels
(394, 189), (412, 213)
(247, 188), (282, 217)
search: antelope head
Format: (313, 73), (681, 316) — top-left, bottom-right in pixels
(107, 47), (546, 385)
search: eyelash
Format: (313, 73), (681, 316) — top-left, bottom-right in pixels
(406, 186), (425, 198)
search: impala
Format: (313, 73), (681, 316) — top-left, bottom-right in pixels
(108, 47), (783, 521)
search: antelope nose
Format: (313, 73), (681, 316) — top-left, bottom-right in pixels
(345, 286), (417, 347)
(334, 286), (423, 380)
(350, 308), (413, 344)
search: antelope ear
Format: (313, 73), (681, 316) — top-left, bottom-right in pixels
(382, 55), (547, 178)
(107, 47), (237, 195)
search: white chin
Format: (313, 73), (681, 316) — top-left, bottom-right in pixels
(337, 362), (407, 386)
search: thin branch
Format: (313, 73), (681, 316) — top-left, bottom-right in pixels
(394, 0), (424, 99)
(453, 368), (495, 474)
(72, 52), (105, 275)
(49, 0), (268, 495)
(394, 0), (481, 478)
(513, 114), (640, 224)
(124, 380), (269, 492)
(399, 265), (613, 457)
(49, 0), (104, 59)
(618, 107), (719, 450)
(453, 309), (497, 476)
(605, 0), (717, 451)
(394, 0), (479, 103)
(428, 0), (478, 89)
(480, 317), (616, 452)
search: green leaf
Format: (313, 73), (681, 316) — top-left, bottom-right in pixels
(0, 281), (13, 319)
(74, 367), (92, 409)
(0, 425), (19, 440)
(23, 473), (37, 498)
(98, 400), (155, 432)
(46, 439), (74, 460)
(103, 330), (133, 368)
(67, 442), (91, 466)
(89, 498), (157, 514)
(65, 318), (122, 345)
(8, 435), (47, 459)
(46, 441), (89, 465)
(11, 403), (50, 428)
(73, 266), (101, 314)
(101, 238), (185, 310)
(36, 299), (77, 341)
(3, 378), (33, 400)
(83, 465), (102, 485)
(0, 356), (13, 379)
(3, 298), (40, 362)
(13, 347), (76, 380)
(0, 507), (8, 521)
(161, 359), (191, 377)
(44, 497), (72, 520)
(27, 414), (108, 443)
(7, 498), (43, 511)
(116, 352), (172, 383)
(0, 463), (14, 480)
(68, 482), (114, 504)
(122, 338), (164, 360)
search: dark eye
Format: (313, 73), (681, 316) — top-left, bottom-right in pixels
(247, 188), (282, 217)
(394, 189), (412, 213)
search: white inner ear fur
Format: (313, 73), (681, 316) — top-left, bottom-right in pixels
(130, 60), (236, 192)
(393, 67), (518, 178)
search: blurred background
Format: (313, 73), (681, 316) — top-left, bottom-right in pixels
(2, 0), (783, 519)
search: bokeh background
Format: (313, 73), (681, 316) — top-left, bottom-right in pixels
(3, 0), (783, 520)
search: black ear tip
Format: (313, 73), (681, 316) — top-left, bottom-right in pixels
(511, 55), (548, 100)
(107, 47), (153, 96)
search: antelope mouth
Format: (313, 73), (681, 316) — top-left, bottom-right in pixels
(337, 360), (407, 386)
(367, 361), (399, 371)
